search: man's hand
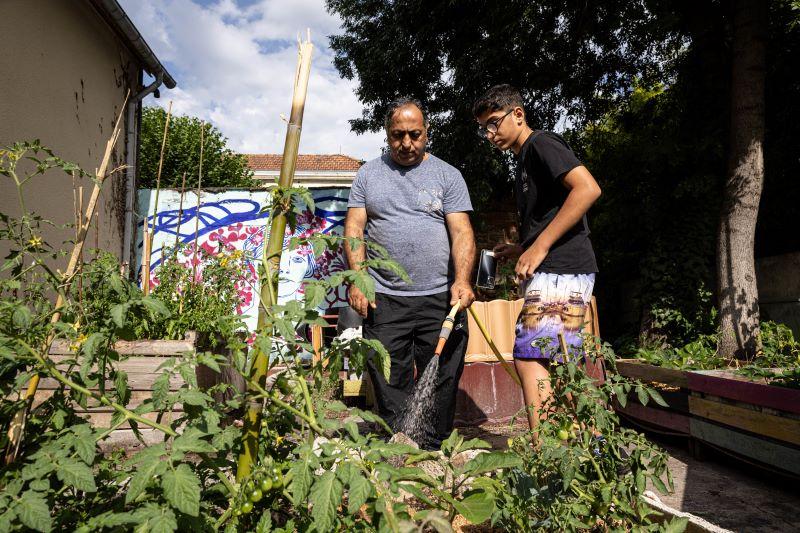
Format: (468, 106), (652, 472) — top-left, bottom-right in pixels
(450, 280), (475, 308)
(348, 285), (376, 318)
(515, 243), (549, 282)
(493, 242), (524, 261)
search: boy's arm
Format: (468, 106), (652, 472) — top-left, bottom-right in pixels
(515, 165), (601, 280)
(344, 207), (375, 317)
(445, 212), (477, 308)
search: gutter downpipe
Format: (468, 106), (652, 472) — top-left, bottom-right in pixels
(122, 72), (163, 276)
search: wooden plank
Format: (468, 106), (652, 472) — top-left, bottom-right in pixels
(687, 371), (800, 415)
(36, 372), (185, 392)
(32, 390), (168, 412)
(50, 332), (196, 356)
(615, 360), (689, 388)
(84, 411), (180, 429)
(688, 395), (800, 446)
(616, 401), (691, 434)
(689, 418), (800, 476)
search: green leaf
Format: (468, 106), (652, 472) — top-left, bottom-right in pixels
(347, 475), (372, 514)
(81, 332), (106, 359)
(309, 471), (342, 532)
(290, 449), (314, 502)
(56, 458), (97, 493)
(179, 389), (210, 407)
(172, 428), (216, 454)
(647, 387), (669, 407)
(141, 296), (170, 318)
(71, 432), (96, 465)
(636, 384), (649, 406)
(303, 283), (326, 309)
(152, 372), (170, 407)
(114, 369), (130, 405)
(664, 517), (689, 533)
(161, 464), (201, 517)
(452, 491), (495, 524)
(17, 491), (52, 532)
(12, 306), (31, 329)
(651, 474), (669, 494)
(126, 459), (167, 504)
(456, 451), (522, 477)
(147, 508), (178, 533)
(110, 303), (130, 328)
(255, 512), (273, 533)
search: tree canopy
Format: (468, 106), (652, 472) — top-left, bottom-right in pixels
(327, 0), (800, 348)
(139, 106), (255, 189)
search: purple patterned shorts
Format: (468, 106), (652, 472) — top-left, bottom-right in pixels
(513, 273), (595, 362)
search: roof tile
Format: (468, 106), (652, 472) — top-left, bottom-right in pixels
(246, 154), (363, 172)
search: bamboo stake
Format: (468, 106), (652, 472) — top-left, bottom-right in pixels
(5, 91), (129, 464)
(174, 171), (187, 251)
(148, 102), (173, 252)
(236, 32), (314, 481)
(467, 306), (522, 387)
(191, 122), (205, 283)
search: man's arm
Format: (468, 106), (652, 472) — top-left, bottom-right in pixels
(344, 206), (375, 317)
(445, 212), (477, 308)
(515, 165), (601, 280)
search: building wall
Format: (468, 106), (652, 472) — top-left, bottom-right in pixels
(0, 0), (138, 260)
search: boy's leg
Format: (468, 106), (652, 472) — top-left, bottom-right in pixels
(363, 293), (415, 431)
(513, 358), (552, 433)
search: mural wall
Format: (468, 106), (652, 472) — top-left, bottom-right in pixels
(135, 188), (350, 331)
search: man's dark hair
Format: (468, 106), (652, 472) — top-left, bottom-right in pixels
(472, 84), (525, 117)
(384, 96), (429, 130)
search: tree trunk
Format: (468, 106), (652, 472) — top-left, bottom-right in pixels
(716, 0), (767, 360)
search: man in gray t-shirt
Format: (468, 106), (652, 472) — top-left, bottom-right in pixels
(345, 98), (476, 449)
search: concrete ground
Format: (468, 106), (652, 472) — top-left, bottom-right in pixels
(457, 423), (800, 532)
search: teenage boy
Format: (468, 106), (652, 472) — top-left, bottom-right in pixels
(472, 84), (602, 433)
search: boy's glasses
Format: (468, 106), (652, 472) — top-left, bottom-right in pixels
(477, 109), (513, 138)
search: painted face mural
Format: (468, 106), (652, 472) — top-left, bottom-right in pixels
(136, 189), (350, 333)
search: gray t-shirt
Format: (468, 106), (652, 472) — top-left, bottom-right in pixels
(347, 153), (473, 296)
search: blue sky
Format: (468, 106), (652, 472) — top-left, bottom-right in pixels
(119, 0), (383, 159)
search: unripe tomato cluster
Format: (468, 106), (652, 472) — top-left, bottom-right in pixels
(232, 462), (286, 517)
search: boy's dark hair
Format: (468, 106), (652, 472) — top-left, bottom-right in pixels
(472, 84), (525, 117)
(384, 96), (429, 130)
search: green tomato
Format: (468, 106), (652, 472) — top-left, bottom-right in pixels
(244, 481), (255, 493)
(272, 473), (284, 490)
(249, 489), (263, 502)
(234, 509), (242, 517)
(240, 501), (253, 514)
(557, 429), (570, 441)
(259, 477), (273, 492)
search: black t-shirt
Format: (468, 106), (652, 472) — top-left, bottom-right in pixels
(515, 130), (598, 274)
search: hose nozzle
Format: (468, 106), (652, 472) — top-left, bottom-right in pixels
(434, 300), (461, 356)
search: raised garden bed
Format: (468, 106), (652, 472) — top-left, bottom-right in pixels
(614, 359), (800, 477)
(40, 332), (201, 446)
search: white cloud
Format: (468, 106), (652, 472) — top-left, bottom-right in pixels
(119, 0), (384, 160)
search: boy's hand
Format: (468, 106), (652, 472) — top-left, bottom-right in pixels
(450, 280), (475, 308)
(515, 244), (549, 282)
(348, 285), (376, 317)
(493, 243), (524, 261)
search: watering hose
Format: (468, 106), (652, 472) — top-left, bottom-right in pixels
(466, 305), (522, 387)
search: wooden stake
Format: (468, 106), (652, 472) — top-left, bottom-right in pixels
(149, 101), (173, 253)
(5, 90), (130, 464)
(174, 171), (187, 251)
(191, 122), (205, 283)
(237, 32), (314, 481)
